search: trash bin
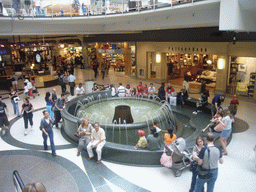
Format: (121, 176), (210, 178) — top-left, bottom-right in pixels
(85, 81), (95, 93)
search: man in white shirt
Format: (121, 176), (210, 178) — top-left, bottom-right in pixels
(148, 83), (156, 99)
(67, 72), (76, 96)
(75, 83), (85, 96)
(87, 122), (106, 164)
(117, 83), (126, 97)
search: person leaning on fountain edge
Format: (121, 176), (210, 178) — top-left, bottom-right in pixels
(153, 120), (168, 133)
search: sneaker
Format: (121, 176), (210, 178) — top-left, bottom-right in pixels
(31, 125), (33, 131)
(192, 111), (197, 115)
(4, 125), (9, 132)
(197, 110), (202, 113)
(24, 130), (28, 135)
(2, 129), (6, 136)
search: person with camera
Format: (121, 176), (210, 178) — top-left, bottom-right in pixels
(195, 132), (223, 192)
(76, 118), (93, 157)
(9, 87), (20, 116)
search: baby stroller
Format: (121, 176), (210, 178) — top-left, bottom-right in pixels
(160, 138), (192, 177)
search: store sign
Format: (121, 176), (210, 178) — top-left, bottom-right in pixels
(0, 48), (11, 55)
(98, 49), (124, 54)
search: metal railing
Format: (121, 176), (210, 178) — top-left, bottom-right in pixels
(0, 0), (203, 19)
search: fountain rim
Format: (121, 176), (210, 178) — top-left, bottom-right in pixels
(62, 92), (174, 129)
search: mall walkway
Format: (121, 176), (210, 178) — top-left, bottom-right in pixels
(0, 67), (256, 192)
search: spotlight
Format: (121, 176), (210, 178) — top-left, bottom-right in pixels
(233, 36), (236, 45)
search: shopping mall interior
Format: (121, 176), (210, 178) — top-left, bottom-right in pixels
(0, 0), (256, 191)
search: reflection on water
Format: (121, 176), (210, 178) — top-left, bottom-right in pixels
(77, 100), (161, 124)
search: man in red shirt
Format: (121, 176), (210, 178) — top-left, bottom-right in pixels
(165, 83), (174, 101)
(137, 82), (144, 97)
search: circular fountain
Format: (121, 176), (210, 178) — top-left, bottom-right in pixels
(61, 90), (196, 165)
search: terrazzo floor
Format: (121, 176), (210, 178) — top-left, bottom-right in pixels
(0, 68), (256, 192)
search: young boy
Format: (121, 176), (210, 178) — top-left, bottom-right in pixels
(134, 130), (147, 150)
(229, 94), (239, 116)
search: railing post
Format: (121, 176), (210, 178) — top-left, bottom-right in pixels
(122, 0), (124, 14)
(51, 0), (53, 19)
(70, 0), (72, 18)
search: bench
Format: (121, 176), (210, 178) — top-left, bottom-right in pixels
(184, 98), (212, 114)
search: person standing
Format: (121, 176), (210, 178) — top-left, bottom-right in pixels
(219, 111), (233, 155)
(40, 110), (56, 156)
(195, 132), (223, 192)
(20, 98), (34, 135)
(87, 122), (106, 164)
(189, 136), (205, 192)
(0, 96), (9, 136)
(45, 92), (54, 119)
(54, 93), (66, 129)
(11, 72), (18, 91)
(52, 88), (57, 102)
(68, 72), (76, 96)
(9, 87), (20, 116)
(59, 71), (67, 95)
(92, 61), (99, 79)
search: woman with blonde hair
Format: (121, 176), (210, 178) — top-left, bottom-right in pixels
(23, 181), (47, 192)
(76, 118), (93, 156)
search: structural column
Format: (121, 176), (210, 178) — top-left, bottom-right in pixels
(124, 42), (132, 75)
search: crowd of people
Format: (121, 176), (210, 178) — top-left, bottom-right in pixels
(1, 63), (253, 192)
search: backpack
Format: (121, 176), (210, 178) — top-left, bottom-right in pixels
(59, 75), (65, 86)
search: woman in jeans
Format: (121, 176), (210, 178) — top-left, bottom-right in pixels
(77, 118), (93, 156)
(189, 136), (205, 192)
(9, 87), (20, 116)
(45, 92), (54, 119)
(20, 98), (34, 135)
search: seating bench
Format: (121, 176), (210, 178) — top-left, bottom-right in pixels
(184, 98), (212, 114)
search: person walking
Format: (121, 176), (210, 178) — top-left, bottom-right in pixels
(189, 136), (205, 192)
(54, 93), (66, 129)
(0, 96), (9, 136)
(195, 132), (223, 192)
(40, 110), (56, 156)
(20, 98), (34, 135)
(24, 79), (35, 99)
(9, 87), (20, 116)
(67, 72), (76, 96)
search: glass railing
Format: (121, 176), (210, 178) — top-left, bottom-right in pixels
(0, 0), (204, 19)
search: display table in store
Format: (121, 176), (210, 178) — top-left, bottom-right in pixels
(189, 81), (216, 93)
(34, 74), (59, 88)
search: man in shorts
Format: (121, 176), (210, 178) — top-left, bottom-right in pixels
(0, 96), (9, 136)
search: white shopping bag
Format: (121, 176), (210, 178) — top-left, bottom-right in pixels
(169, 96), (177, 106)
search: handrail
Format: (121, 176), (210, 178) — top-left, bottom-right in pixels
(0, 0), (206, 19)
(13, 170), (25, 192)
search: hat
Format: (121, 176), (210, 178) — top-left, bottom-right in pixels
(138, 130), (145, 136)
(24, 79), (29, 83)
(233, 94), (237, 98)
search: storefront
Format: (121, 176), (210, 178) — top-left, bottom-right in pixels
(87, 42), (136, 76)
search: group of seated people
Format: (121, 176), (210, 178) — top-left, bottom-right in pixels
(134, 120), (177, 151)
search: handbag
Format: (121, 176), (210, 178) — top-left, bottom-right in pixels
(190, 160), (198, 171)
(74, 132), (81, 138)
(197, 147), (213, 179)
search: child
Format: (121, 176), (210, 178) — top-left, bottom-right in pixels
(31, 78), (40, 96)
(143, 84), (148, 97)
(134, 130), (147, 150)
(201, 111), (224, 132)
(229, 94), (239, 116)
(24, 82), (29, 98)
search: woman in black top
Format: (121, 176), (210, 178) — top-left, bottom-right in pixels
(158, 83), (165, 101)
(20, 98), (34, 135)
